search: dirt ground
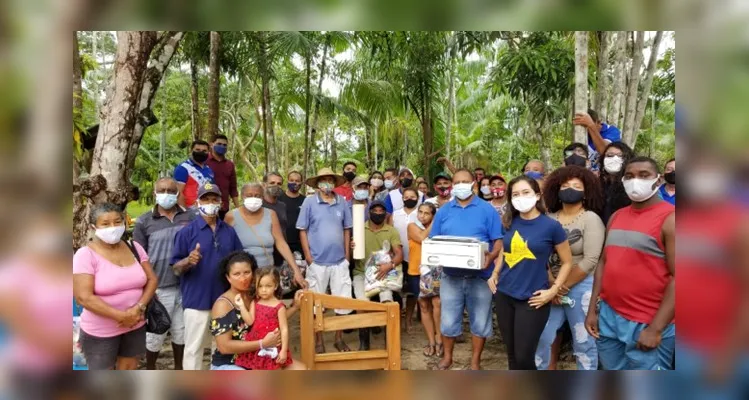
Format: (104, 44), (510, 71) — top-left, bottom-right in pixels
(143, 305), (576, 371)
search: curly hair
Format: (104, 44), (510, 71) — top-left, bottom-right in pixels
(598, 142), (635, 214)
(254, 266), (283, 300)
(218, 251), (259, 293)
(502, 175), (547, 229)
(543, 166), (604, 214)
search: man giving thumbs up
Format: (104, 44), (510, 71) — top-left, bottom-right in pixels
(171, 183), (243, 370)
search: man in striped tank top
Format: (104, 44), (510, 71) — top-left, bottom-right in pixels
(585, 156), (675, 370)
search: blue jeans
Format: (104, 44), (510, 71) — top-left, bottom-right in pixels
(597, 301), (675, 370)
(210, 363), (246, 370)
(535, 275), (597, 370)
(440, 273), (493, 338)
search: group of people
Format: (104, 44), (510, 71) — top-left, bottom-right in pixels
(72, 109), (677, 370)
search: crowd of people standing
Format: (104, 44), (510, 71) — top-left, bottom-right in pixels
(73, 110), (677, 370)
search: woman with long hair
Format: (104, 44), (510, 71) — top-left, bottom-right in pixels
(598, 142), (635, 224)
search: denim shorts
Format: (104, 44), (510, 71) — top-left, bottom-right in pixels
(440, 273), (493, 338)
(79, 325), (146, 370)
(210, 363), (247, 370)
(404, 273), (420, 297)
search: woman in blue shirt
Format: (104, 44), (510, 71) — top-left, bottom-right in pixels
(489, 175), (573, 370)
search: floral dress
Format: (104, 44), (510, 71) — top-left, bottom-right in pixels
(210, 297), (250, 368)
(234, 302), (292, 370)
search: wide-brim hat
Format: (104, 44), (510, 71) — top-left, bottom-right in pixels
(306, 167), (346, 188)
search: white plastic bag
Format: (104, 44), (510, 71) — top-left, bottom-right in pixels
(364, 240), (403, 298)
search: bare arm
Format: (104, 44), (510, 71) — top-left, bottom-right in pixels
(135, 260), (158, 307)
(407, 223), (432, 243)
(238, 300), (255, 326)
(300, 230), (313, 265)
(270, 211), (300, 274)
(647, 213), (675, 333)
(551, 241), (574, 289)
(224, 210), (235, 226)
(278, 306), (289, 354)
(344, 229), (351, 261)
(212, 300), (279, 355)
(483, 238), (503, 270)
(177, 182), (187, 208)
(74, 274), (127, 322)
(391, 245), (404, 266)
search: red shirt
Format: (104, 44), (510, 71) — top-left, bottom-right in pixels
(333, 184), (354, 202)
(677, 203), (745, 351)
(206, 154), (238, 212)
(601, 201), (674, 324)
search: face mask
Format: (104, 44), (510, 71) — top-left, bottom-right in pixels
(453, 183), (474, 200)
(243, 197), (263, 212)
(400, 178), (413, 188)
(198, 202), (221, 217)
(525, 171), (544, 180)
(565, 154), (587, 168)
(318, 182), (334, 194)
(559, 188), (585, 204)
(155, 193), (178, 209)
(384, 179), (395, 190)
(491, 188), (506, 198)
(266, 186), (283, 198)
(370, 178), (383, 188)
(685, 169), (728, 202)
(664, 172), (676, 185)
(369, 212), (386, 225)
(354, 189), (370, 201)
(403, 199), (418, 209)
(343, 171), (356, 182)
(512, 195), (538, 213)
(287, 183), (300, 193)
(192, 151), (209, 163)
(213, 144), (228, 156)
(436, 186), (452, 197)
(94, 225), (126, 245)
(622, 175), (661, 202)
(480, 186), (491, 195)
(603, 155), (623, 174)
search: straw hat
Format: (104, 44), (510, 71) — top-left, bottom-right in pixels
(305, 167), (346, 188)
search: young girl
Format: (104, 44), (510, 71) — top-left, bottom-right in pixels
(234, 267), (298, 370)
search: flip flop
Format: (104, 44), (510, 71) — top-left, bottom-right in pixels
(423, 344), (436, 357)
(432, 362), (452, 370)
(435, 343), (444, 358)
(334, 340), (351, 352)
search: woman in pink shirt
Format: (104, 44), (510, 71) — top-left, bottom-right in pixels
(73, 203), (157, 370)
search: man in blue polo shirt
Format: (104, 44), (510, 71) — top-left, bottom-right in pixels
(171, 182), (243, 370)
(297, 167), (354, 353)
(430, 169), (504, 370)
(574, 109), (622, 172)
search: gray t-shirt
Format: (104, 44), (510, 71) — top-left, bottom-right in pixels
(548, 210), (606, 278)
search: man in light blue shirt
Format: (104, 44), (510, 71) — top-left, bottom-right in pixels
(429, 169), (504, 370)
(297, 168), (354, 353)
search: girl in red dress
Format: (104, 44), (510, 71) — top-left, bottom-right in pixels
(234, 267), (300, 370)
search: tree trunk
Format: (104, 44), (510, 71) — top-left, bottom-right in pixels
(73, 31), (83, 182)
(302, 52), (312, 180)
(595, 31), (610, 121)
(74, 31), (158, 250)
(261, 76), (277, 172)
(190, 61), (202, 140)
(536, 121), (552, 171)
(446, 56), (455, 161)
(374, 122), (378, 171)
(610, 31), (628, 127)
(422, 109), (434, 184)
(622, 31), (645, 146)
(308, 34), (331, 177)
(574, 31), (589, 144)
(207, 31), (221, 140)
(330, 128), (338, 170)
(631, 31), (664, 149)
(364, 125), (372, 170)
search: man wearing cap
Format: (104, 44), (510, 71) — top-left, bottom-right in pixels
(384, 167), (424, 214)
(425, 172), (454, 209)
(170, 183), (244, 370)
(297, 168), (355, 353)
(352, 176), (372, 214)
(487, 174), (508, 217)
(334, 161), (358, 202)
(352, 200), (404, 350)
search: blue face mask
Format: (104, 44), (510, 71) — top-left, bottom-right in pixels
(354, 189), (370, 201)
(287, 183), (300, 193)
(213, 144), (228, 156)
(525, 171), (544, 180)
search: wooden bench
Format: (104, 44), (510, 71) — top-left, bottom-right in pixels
(299, 291), (401, 370)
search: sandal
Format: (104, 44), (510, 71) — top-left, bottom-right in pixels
(334, 340), (351, 352)
(432, 361), (452, 370)
(435, 343), (444, 358)
(423, 344), (436, 357)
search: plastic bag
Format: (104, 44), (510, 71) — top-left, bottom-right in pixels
(419, 265), (442, 298)
(364, 240), (403, 298)
(278, 251), (308, 295)
(73, 316), (87, 369)
(146, 295), (171, 335)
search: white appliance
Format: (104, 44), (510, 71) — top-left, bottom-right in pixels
(421, 236), (488, 270)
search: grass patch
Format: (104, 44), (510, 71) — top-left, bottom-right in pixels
(126, 202), (153, 220)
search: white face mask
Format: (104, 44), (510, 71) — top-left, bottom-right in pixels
(622, 175), (660, 202)
(480, 186), (491, 195)
(452, 182), (474, 200)
(370, 178), (384, 188)
(354, 189), (370, 201)
(94, 225), (126, 244)
(243, 197), (263, 212)
(684, 169), (729, 202)
(384, 179), (395, 190)
(603, 155), (624, 174)
(198, 202), (221, 217)
(155, 193), (178, 209)
(512, 195), (538, 213)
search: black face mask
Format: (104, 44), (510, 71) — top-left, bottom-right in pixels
(403, 199), (418, 209)
(564, 154), (587, 168)
(343, 171), (356, 182)
(559, 188), (585, 204)
(401, 178), (413, 188)
(369, 212), (386, 225)
(664, 172), (676, 185)
(192, 151), (209, 163)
